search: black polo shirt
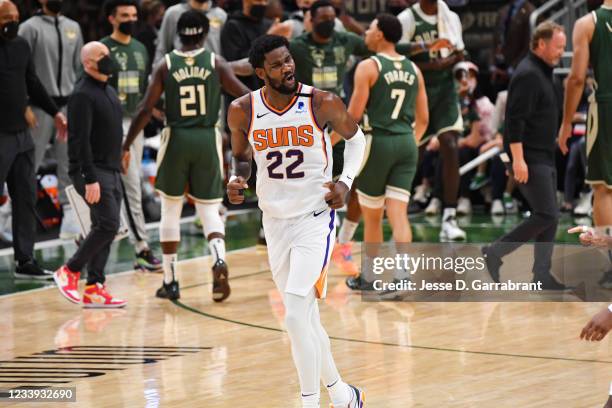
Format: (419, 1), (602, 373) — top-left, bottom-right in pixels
(504, 52), (559, 165)
(67, 75), (123, 183)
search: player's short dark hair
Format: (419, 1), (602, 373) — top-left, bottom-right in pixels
(248, 34), (290, 69)
(376, 13), (403, 44)
(310, 0), (334, 18)
(104, 0), (138, 17)
(177, 10), (209, 46)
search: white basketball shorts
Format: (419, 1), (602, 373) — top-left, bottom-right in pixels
(262, 207), (336, 299)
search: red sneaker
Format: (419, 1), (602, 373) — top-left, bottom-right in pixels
(82, 283), (127, 308)
(53, 265), (81, 304)
(331, 242), (358, 276)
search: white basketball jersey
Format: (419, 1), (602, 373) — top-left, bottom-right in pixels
(248, 84), (332, 219)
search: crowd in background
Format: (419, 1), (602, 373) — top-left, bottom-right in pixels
(0, 0), (597, 250)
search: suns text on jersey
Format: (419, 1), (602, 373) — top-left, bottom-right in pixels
(252, 125), (315, 151)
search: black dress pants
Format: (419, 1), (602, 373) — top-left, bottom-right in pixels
(488, 163), (559, 277)
(67, 168), (122, 285)
(0, 130), (37, 263)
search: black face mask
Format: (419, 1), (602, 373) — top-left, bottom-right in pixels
(46, 0), (63, 14)
(387, 5), (404, 16)
(97, 55), (117, 76)
(118, 21), (135, 36)
(314, 20), (334, 38)
(0, 21), (19, 41)
(249, 4), (267, 19)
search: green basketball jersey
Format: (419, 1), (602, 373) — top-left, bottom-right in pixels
(407, 5), (453, 87)
(590, 7), (612, 102)
(100, 36), (149, 117)
(164, 48), (220, 128)
(289, 31), (369, 96)
(364, 54), (418, 137)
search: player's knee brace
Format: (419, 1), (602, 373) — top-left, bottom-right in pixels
(195, 202), (225, 237)
(159, 197), (182, 242)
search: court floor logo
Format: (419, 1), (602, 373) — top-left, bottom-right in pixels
(0, 346), (210, 388)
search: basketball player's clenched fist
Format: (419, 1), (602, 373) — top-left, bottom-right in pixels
(324, 181), (349, 209)
(227, 176), (249, 204)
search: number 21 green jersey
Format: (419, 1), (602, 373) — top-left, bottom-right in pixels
(164, 48), (220, 129)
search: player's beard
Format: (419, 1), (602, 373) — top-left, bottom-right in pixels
(268, 76), (298, 95)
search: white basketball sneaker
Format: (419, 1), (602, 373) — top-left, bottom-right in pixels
(330, 384), (365, 408)
(440, 215), (467, 241)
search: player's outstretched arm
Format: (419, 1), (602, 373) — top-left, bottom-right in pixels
(314, 90), (366, 208)
(559, 15), (594, 155)
(414, 64), (429, 143)
(580, 305), (612, 341)
(122, 59), (167, 173)
(216, 55), (251, 98)
(227, 96), (252, 204)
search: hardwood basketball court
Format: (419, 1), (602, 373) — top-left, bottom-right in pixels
(1, 232), (611, 407)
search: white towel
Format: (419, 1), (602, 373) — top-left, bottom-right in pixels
(437, 0), (464, 58)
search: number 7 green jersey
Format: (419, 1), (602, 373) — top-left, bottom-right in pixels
(364, 54), (418, 137)
(164, 48), (220, 128)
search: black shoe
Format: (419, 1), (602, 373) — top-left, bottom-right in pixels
(599, 271), (612, 289)
(14, 260), (54, 280)
(134, 249), (162, 272)
(532, 275), (570, 290)
(378, 277), (411, 300)
(346, 275), (376, 291)
(482, 245), (502, 283)
(156, 280), (180, 300)
(211, 259), (231, 302)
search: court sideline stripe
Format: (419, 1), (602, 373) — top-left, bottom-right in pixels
(172, 277), (612, 366)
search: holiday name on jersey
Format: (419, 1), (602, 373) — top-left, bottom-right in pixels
(172, 66), (212, 83)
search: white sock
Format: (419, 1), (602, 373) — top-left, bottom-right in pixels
(162, 254), (177, 284)
(443, 207), (456, 221)
(327, 378), (351, 406)
(338, 219), (358, 244)
(301, 392), (320, 407)
(209, 238), (225, 263)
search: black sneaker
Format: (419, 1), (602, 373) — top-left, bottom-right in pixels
(532, 275), (570, 290)
(156, 280), (180, 300)
(346, 275), (376, 291)
(598, 271), (612, 289)
(134, 249), (162, 272)
(14, 260), (54, 280)
(211, 259), (231, 302)
(482, 245), (502, 283)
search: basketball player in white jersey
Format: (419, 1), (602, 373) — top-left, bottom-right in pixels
(227, 35), (366, 408)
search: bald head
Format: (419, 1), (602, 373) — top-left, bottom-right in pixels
(81, 41), (111, 80)
(81, 41), (108, 65)
(0, 0), (19, 35)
